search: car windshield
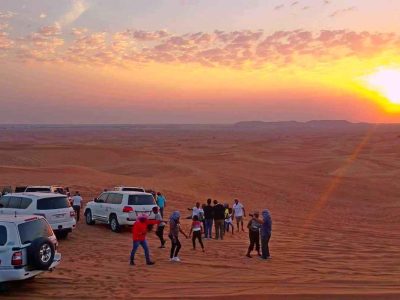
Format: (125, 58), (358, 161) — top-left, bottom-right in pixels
(37, 197), (70, 210)
(122, 188), (144, 192)
(0, 225), (7, 246)
(25, 187), (51, 192)
(18, 219), (53, 244)
(128, 194), (155, 205)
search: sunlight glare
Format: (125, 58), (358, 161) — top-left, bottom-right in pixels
(363, 68), (400, 105)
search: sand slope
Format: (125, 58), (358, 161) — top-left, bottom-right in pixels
(0, 124), (399, 299)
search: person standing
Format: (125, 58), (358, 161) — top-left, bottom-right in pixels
(189, 215), (205, 252)
(168, 211), (188, 262)
(213, 200), (225, 240)
(232, 199), (246, 232)
(153, 206), (167, 248)
(260, 209), (272, 259)
(188, 202), (202, 218)
(156, 192), (166, 218)
(130, 214), (159, 265)
(203, 199), (214, 239)
(71, 191), (82, 222)
(246, 212), (262, 258)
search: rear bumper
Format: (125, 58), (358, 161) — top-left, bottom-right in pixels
(0, 253), (61, 283)
(51, 219), (76, 232)
(120, 212), (156, 225)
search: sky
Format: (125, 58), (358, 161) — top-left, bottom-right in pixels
(0, 0), (400, 124)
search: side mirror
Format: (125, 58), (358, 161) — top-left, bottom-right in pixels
(93, 198), (98, 202)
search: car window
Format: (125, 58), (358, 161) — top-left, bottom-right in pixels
(107, 193), (123, 204)
(25, 187), (51, 192)
(97, 193), (109, 203)
(0, 226), (7, 245)
(18, 219), (53, 244)
(0, 196), (10, 208)
(20, 197), (33, 209)
(37, 197), (70, 210)
(128, 195), (155, 205)
(8, 197), (22, 209)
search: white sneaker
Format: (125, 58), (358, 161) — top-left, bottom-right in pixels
(173, 257), (181, 262)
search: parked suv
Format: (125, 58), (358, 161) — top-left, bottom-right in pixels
(84, 191), (157, 232)
(0, 193), (76, 239)
(113, 186), (145, 192)
(24, 186), (66, 194)
(0, 215), (61, 284)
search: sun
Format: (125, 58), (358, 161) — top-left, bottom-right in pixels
(362, 68), (400, 105)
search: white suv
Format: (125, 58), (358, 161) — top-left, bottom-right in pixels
(0, 193), (76, 239)
(24, 186), (65, 194)
(113, 186), (145, 192)
(84, 191), (157, 232)
(0, 215), (61, 285)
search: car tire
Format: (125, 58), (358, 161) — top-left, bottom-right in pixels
(109, 215), (121, 232)
(85, 209), (95, 225)
(55, 231), (69, 240)
(28, 237), (55, 270)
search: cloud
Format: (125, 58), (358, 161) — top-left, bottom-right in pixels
(58, 0), (89, 27)
(0, 11), (17, 19)
(330, 6), (356, 18)
(274, 4), (285, 11)
(2, 27), (400, 68)
(39, 13), (47, 19)
(0, 31), (14, 50)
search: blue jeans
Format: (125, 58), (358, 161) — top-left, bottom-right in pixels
(205, 218), (213, 238)
(130, 240), (150, 263)
(159, 207), (164, 218)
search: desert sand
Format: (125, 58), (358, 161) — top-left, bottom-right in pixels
(0, 122), (399, 299)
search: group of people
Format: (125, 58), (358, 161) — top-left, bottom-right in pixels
(129, 197), (272, 266)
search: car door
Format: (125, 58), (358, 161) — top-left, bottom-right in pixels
(93, 193), (109, 222)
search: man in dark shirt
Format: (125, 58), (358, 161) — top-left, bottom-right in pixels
(213, 200), (225, 240)
(203, 198), (214, 239)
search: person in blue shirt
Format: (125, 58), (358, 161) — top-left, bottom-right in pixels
(250, 209), (272, 259)
(156, 192), (166, 217)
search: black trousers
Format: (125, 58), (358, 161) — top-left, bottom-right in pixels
(261, 233), (271, 258)
(248, 230), (260, 253)
(73, 205), (81, 221)
(169, 235), (181, 258)
(156, 226), (166, 245)
(192, 231), (204, 249)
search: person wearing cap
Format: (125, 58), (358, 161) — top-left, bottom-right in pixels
(246, 211), (262, 258)
(130, 214), (160, 266)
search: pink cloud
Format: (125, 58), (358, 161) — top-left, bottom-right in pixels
(1, 26), (399, 68)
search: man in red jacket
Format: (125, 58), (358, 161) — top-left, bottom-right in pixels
(130, 214), (160, 266)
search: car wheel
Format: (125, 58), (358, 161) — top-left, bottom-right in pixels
(28, 237), (55, 270)
(85, 209), (95, 225)
(55, 231), (68, 240)
(109, 215), (120, 232)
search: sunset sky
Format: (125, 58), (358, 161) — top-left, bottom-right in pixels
(1, 0), (400, 124)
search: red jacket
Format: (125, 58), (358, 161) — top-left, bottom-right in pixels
(132, 219), (159, 241)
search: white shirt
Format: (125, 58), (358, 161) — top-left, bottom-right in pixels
(72, 195), (82, 206)
(233, 203), (244, 217)
(192, 207), (203, 218)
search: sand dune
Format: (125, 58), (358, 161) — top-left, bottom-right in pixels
(0, 124), (399, 299)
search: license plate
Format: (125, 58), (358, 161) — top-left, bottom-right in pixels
(54, 214), (65, 218)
